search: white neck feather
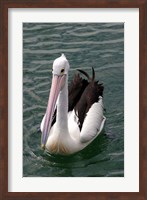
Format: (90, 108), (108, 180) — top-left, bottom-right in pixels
(56, 76), (69, 133)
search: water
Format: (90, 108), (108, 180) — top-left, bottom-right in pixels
(23, 23), (124, 177)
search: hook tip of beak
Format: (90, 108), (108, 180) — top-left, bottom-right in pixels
(41, 144), (46, 150)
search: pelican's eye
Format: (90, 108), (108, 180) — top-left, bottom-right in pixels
(60, 68), (65, 73)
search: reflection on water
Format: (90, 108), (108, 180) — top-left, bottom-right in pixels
(23, 23), (124, 177)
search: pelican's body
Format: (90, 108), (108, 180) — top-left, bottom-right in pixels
(41, 54), (106, 155)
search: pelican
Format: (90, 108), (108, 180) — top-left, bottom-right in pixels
(40, 54), (106, 155)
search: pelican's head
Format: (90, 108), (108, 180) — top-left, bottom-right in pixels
(52, 53), (70, 76)
(41, 54), (70, 149)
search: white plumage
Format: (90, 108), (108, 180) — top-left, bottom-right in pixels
(41, 54), (106, 155)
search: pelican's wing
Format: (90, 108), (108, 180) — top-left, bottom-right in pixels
(73, 70), (105, 143)
(79, 97), (106, 143)
(74, 72), (104, 130)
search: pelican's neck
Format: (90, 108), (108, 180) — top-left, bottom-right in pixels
(56, 75), (68, 132)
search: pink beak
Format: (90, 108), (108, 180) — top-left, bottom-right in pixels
(41, 74), (66, 149)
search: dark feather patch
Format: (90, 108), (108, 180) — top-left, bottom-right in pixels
(68, 73), (89, 111)
(75, 68), (104, 130)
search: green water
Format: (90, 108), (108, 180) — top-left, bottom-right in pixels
(23, 23), (124, 177)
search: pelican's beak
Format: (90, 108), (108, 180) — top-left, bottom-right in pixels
(41, 74), (66, 149)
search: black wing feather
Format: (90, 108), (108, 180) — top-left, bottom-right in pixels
(75, 69), (104, 130)
(68, 73), (89, 111)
